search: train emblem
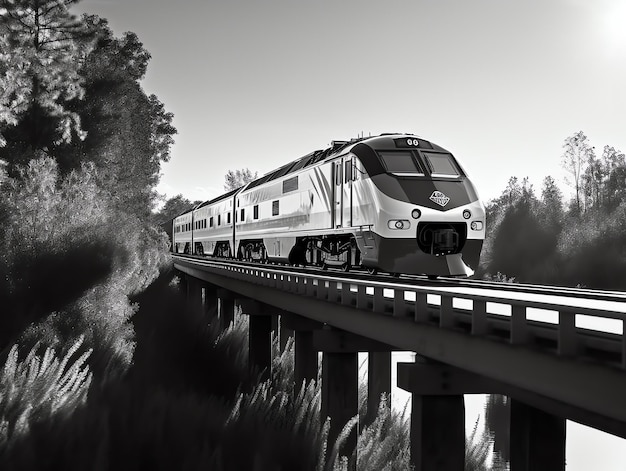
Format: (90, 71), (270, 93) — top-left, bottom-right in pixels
(429, 191), (450, 207)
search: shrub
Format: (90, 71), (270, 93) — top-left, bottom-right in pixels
(1, 157), (170, 379)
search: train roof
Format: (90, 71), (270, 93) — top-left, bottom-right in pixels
(196, 187), (240, 209)
(242, 133), (444, 191)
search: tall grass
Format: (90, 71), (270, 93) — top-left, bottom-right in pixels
(0, 271), (505, 470)
(0, 337), (92, 448)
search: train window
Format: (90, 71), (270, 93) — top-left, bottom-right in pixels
(240, 208), (245, 222)
(228, 212), (231, 224)
(345, 160), (352, 182)
(379, 151), (423, 174)
(335, 162), (342, 186)
(218, 214), (221, 226)
(283, 176), (298, 193)
(253, 205), (259, 219)
(272, 200), (279, 216)
(210, 217), (214, 228)
(422, 152), (461, 177)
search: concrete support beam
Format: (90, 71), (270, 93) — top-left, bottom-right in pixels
(365, 352), (391, 426)
(397, 362), (497, 395)
(321, 352), (358, 466)
(510, 399), (566, 471)
(282, 313), (324, 331)
(312, 329), (394, 353)
(239, 300), (272, 382)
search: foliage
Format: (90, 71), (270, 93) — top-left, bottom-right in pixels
(484, 395), (510, 465)
(561, 131), (595, 215)
(52, 15), (177, 217)
(0, 0), (95, 151)
(0, 10), (176, 217)
(0, 337), (92, 448)
(224, 167), (258, 191)
(153, 194), (202, 226)
(0, 157), (170, 376)
(356, 392), (411, 471)
(480, 131), (626, 288)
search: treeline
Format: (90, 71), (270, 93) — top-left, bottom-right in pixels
(0, 0), (174, 451)
(479, 131), (626, 289)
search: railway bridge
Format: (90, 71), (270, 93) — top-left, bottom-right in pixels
(173, 254), (626, 471)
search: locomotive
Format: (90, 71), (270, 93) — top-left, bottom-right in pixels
(172, 133), (485, 277)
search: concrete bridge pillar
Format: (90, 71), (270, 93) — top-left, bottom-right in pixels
(202, 282), (218, 321)
(216, 289), (236, 331)
(282, 313), (323, 391)
(186, 275), (203, 312)
(365, 351), (392, 426)
(313, 328), (395, 467)
(239, 299), (272, 382)
(509, 399), (566, 471)
(397, 360), (496, 471)
(322, 351), (358, 465)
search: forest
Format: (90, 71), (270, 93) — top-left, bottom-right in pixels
(1, 1), (624, 470)
(481, 130), (626, 289)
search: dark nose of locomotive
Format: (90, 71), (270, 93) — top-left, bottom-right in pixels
(416, 222), (466, 256)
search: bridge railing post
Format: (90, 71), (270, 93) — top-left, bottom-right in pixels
(511, 305), (529, 345)
(472, 299), (488, 335)
(439, 295), (454, 329)
(414, 291), (428, 323)
(558, 310), (578, 357)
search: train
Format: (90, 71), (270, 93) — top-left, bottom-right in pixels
(171, 133), (485, 277)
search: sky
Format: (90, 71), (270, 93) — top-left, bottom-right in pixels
(74, 0), (626, 206)
(72, 0), (626, 468)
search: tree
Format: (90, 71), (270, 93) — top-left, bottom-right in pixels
(562, 131), (595, 215)
(153, 194), (201, 226)
(55, 15), (176, 217)
(602, 145), (626, 211)
(540, 175), (564, 227)
(224, 168), (257, 191)
(0, 0), (95, 163)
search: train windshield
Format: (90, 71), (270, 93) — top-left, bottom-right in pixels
(379, 151), (424, 175)
(422, 152), (461, 177)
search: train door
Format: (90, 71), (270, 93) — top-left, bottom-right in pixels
(332, 160), (343, 228)
(343, 156), (353, 227)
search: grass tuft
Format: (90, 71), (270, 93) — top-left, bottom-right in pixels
(0, 336), (92, 447)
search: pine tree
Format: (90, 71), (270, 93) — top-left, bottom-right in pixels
(0, 0), (95, 165)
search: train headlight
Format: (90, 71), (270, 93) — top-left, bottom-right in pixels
(463, 210), (471, 219)
(388, 219), (411, 230)
(470, 221), (484, 231)
(411, 209), (421, 219)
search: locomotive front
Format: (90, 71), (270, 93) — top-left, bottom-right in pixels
(351, 135), (485, 276)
